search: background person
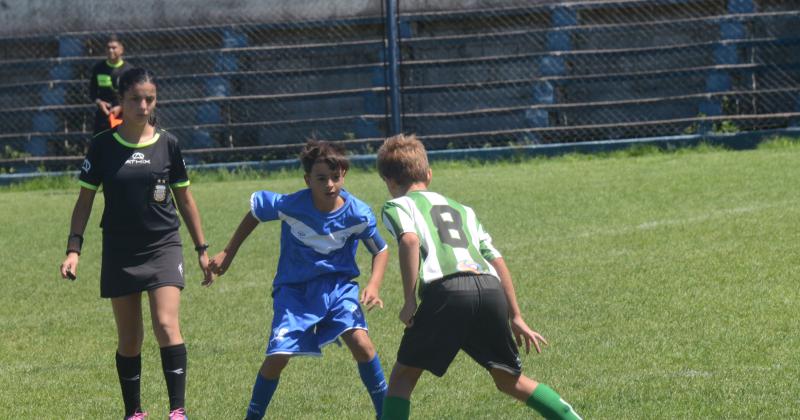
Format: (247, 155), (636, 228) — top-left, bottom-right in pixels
(88, 34), (133, 134)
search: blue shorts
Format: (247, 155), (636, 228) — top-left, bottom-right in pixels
(266, 277), (368, 357)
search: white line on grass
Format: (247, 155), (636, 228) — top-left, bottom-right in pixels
(574, 201), (796, 240)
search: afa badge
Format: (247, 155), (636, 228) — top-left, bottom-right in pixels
(153, 179), (168, 203)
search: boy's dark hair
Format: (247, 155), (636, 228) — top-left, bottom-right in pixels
(377, 134), (429, 186)
(300, 140), (350, 174)
(107, 34), (123, 46)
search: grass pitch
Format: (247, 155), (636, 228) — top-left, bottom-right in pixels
(1, 140), (798, 419)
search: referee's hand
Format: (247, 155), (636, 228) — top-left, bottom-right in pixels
(199, 252), (214, 287)
(60, 253), (80, 281)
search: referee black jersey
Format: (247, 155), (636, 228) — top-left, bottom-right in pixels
(79, 128), (190, 234)
(89, 59), (133, 106)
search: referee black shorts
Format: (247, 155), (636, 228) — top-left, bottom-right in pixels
(101, 229), (185, 298)
(396, 273), (522, 377)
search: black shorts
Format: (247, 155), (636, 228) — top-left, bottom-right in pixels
(101, 229), (185, 298)
(396, 273), (522, 377)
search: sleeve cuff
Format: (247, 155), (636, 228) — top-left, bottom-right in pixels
(170, 180), (191, 188)
(78, 180), (99, 191)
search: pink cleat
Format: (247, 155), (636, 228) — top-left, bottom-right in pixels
(168, 408), (187, 420)
(125, 410), (148, 420)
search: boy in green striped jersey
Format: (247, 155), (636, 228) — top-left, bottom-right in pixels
(376, 134), (581, 420)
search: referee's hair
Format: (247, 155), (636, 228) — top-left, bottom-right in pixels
(118, 68), (158, 125)
(118, 67), (156, 96)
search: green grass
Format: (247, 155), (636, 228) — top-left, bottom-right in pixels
(2, 139), (799, 418)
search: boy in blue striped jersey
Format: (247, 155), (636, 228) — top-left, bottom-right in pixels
(376, 134), (582, 420)
(209, 140), (389, 419)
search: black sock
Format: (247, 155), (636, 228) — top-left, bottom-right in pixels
(160, 343), (187, 410)
(115, 352), (142, 416)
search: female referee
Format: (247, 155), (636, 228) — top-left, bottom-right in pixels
(59, 67), (212, 420)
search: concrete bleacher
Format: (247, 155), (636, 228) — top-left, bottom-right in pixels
(397, 0), (800, 149)
(0, 0), (799, 172)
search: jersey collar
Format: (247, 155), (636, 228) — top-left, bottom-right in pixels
(106, 59), (125, 68)
(113, 131), (160, 148)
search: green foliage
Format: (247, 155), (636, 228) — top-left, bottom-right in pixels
(1, 145), (30, 159)
(683, 112), (739, 135)
(3, 145), (800, 418)
(713, 120), (739, 134)
(757, 135), (800, 150)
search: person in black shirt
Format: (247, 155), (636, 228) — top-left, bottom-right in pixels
(89, 34), (133, 134)
(60, 68), (211, 420)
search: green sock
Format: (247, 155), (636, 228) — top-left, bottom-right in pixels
(526, 383), (582, 420)
(381, 396), (410, 420)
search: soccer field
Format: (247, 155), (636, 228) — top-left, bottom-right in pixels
(2, 142), (799, 419)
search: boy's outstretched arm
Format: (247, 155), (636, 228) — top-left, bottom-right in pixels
(361, 249), (388, 311)
(209, 211), (260, 277)
(488, 257), (549, 354)
(396, 232), (420, 326)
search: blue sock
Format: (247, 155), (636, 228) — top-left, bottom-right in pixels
(358, 355), (388, 418)
(245, 374), (279, 420)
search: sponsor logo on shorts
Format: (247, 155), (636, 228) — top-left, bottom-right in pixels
(274, 327), (289, 342)
(81, 159), (91, 173)
(347, 302), (362, 319)
(178, 263), (183, 277)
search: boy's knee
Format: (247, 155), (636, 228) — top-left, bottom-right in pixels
(344, 330), (376, 362)
(260, 355), (290, 379)
(490, 370), (519, 394)
(492, 377), (511, 393)
(387, 363), (423, 398)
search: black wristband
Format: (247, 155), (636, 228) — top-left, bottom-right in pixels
(67, 233), (84, 255)
(195, 243), (209, 253)
(68, 233), (84, 244)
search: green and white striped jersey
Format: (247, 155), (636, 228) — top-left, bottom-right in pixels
(381, 190), (501, 290)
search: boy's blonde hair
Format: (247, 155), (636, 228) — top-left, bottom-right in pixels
(377, 134), (429, 186)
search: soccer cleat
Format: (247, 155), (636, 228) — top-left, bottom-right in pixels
(125, 410), (148, 420)
(168, 408), (187, 420)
